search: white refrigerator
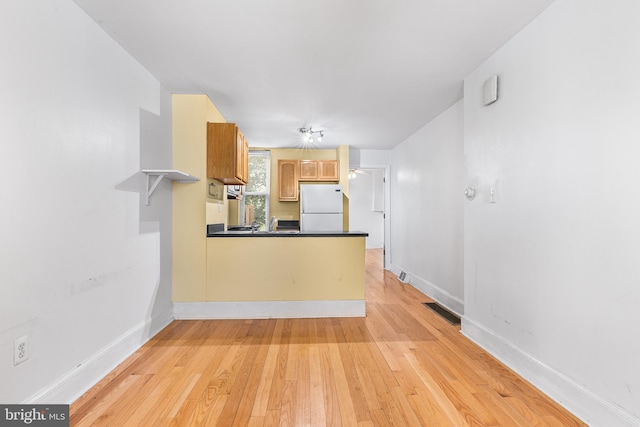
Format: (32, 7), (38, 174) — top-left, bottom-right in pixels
(300, 184), (344, 232)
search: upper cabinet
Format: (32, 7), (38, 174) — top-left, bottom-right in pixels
(318, 160), (339, 181)
(207, 122), (249, 185)
(278, 159), (340, 201)
(299, 160), (339, 182)
(278, 160), (299, 201)
(299, 160), (317, 181)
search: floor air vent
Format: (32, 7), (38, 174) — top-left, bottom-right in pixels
(423, 302), (461, 325)
(398, 271), (407, 282)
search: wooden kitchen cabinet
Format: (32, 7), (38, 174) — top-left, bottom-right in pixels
(299, 160), (339, 181)
(207, 122), (249, 185)
(278, 159), (340, 201)
(318, 160), (339, 181)
(278, 160), (299, 201)
(299, 160), (318, 181)
(236, 131), (249, 183)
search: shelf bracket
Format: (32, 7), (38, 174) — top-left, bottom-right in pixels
(145, 173), (165, 206)
(141, 169), (200, 205)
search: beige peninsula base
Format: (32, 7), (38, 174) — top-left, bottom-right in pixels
(173, 234), (366, 319)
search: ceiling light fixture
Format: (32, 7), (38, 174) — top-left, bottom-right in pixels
(298, 127), (324, 143)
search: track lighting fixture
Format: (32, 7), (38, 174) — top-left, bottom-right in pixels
(298, 127), (324, 143)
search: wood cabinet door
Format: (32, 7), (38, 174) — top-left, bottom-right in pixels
(235, 128), (246, 183)
(207, 122), (235, 182)
(239, 135), (248, 183)
(278, 160), (299, 201)
(207, 122), (247, 185)
(318, 160), (339, 181)
(299, 160), (318, 180)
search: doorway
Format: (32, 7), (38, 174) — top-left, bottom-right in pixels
(348, 167), (389, 268)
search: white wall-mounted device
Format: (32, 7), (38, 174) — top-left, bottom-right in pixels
(464, 186), (477, 201)
(483, 75), (499, 106)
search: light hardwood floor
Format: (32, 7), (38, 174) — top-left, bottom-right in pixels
(70, 249), (585, 426)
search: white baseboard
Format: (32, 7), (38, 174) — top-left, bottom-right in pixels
(28, 304), (174, 405)
(461, 317), (640, 427)
(173, 300), (366, 319)
(388, 263), (464, 316)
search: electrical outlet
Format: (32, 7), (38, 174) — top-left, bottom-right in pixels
(14, 336), (28, 365)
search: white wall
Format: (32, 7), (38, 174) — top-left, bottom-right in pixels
(463, 1), (640, 425)
(348, 170), (384, 248)
(389, 100), (465, 315)
(0, 0), (173, 404)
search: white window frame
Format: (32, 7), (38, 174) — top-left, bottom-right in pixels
(242, 150), (271, 227)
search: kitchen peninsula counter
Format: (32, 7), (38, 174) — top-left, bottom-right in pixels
(207, 230), (368, 237)
(173, 230), (368, 319)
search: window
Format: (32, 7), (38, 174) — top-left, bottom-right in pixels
(242, 151), (270, 230)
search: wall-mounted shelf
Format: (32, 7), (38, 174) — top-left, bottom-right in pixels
(142, 169), (199, 205)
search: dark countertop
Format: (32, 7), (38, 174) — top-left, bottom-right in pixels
(207, 230), (368, 238)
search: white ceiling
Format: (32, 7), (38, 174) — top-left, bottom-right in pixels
(73, 0), (555, 150)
